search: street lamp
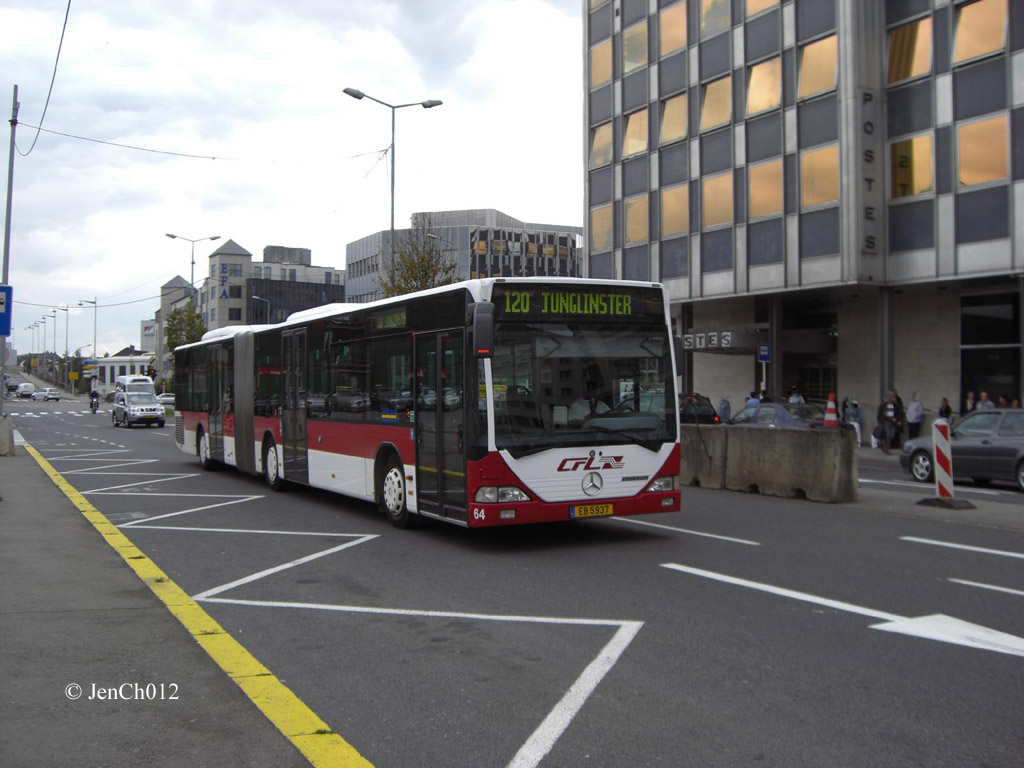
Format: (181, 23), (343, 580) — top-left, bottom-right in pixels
(165, 233), (221, 301)
(343, 87), (442, 267)
(55, 306), (68, 391)
(251, 294), (270, 325)
(79, 298), (97, 391)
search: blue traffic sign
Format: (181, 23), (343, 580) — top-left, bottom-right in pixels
(757, 343), (771, 363)
(0, 285), (11, 336)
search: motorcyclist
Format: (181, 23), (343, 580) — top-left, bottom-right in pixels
(89, 389), (100, 412)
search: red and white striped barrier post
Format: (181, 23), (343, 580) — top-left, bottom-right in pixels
(932, 418), (953, 499)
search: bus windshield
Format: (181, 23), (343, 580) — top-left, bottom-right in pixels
(485, 321), (676, 457)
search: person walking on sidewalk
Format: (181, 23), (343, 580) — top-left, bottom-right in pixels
(876, 391), (903, 455)
(938, 397), (952, 421)
(846, 399), (863, 446)
(906, 392), (924, 440)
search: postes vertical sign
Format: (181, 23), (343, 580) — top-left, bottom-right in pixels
(860, 89), (882, 256)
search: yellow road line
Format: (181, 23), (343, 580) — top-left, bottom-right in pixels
(25, 443), (373, 768)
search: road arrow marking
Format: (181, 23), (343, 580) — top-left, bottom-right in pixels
(662, 563), (1024, 658)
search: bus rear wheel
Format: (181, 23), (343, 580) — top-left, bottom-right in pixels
(197, 427), (213, 471)
(263, 438), (282, 491)
(379, 454), (412, 528)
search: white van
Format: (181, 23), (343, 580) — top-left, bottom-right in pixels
(114, 375), (155, 395)
(16, 383), (36, 398)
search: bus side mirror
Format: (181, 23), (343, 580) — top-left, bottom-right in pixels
(472, 302), (495, 358)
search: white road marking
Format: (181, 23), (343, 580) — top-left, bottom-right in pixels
(662, 563), (1024, 658)
(900, 536), (1024, 560)
(859, 479), (1004, 496)
(126, 525), (372, 537)
(611, 516), (760, 545)
(83, 474), (200, 493)
(118, 495), (263, 527)
(948, 579), (1024, 597)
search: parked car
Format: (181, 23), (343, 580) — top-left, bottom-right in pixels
(156, 393), (175, 406)
(727, 401), (827, 428)
(112, 391), (165, 428)
(900, 408), (1024, 490)
(16, 383), (36, 398)
(31, 387), (61, 401)
(679, 393), (720, 425)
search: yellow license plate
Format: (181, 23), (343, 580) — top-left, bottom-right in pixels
(571, 503), (613, 519)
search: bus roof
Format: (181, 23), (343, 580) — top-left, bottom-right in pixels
(178, 277), (666, 351)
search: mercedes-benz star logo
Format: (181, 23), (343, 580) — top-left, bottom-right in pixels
(582, 472), (603, 496)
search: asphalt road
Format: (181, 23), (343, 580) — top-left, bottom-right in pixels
(8, 395), (1024, 768)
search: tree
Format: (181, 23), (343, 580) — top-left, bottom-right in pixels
(378, 216), (458, 298)
(165, 303), (206, 352)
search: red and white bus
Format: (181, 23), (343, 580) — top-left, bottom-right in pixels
(173, 278), (682, 528)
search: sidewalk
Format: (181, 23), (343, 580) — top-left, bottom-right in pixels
(0, 439), (308, 767)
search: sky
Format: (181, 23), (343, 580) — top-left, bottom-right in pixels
(0, 0), (584, 359)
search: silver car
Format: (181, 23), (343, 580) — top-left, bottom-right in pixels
(899, 409), (1024, 490)
(112, 391), (166, 428)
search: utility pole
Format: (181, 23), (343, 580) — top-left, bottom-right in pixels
(1, 85), (19, 427)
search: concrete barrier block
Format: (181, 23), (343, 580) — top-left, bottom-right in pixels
(723, 427), (857, 503)
(680, 425), (727, 488)
(0, 418), (15, 457)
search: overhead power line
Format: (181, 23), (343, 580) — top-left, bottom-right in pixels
(18, 0), (72, 157)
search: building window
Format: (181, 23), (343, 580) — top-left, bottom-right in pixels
(800, 144), (840, 207)
(227, 263), (243, 277)
(700, 0), (730, 39)
(661, 2), (687, 58)
(625, 195), (649, 244)
(747, 57), (781, 116)
(623, 21), (648, 75)
(890, 134), (934, 198)
(702, 171), (733, 228)
(228, 308), (242, 322)
(887, 16), (933, 84)
(748, 158), (783, 218)
(700, 75), (732, 132)
(746, 0), (778, 18)
(210, 309), (216, 321)
(623, 109), (649, 157)
(228, 285), (242, 299)
(661, 184), (690, 237)
(660, 92), (688, 145)
(289, 269), (297, 281)
(590, 39), (612, 89)
(591, 122), (613, 167)
(590, 205), (613, 252)
(958, 114), (1008, 187)
(798, 35), (838, 100)
(953, 0), (1008, 65)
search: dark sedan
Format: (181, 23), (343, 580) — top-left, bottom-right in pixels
(899, 408), (1024, 490)
(727, 401), (827, 428)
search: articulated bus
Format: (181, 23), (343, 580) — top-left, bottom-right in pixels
(173, 278), (683, 528)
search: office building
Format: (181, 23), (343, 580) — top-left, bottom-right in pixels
(585, 0), (1023, 414)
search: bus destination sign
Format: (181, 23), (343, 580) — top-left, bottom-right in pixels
(493, 285), (659, 321)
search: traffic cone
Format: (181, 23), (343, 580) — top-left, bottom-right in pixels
(824, 393), (838, 427)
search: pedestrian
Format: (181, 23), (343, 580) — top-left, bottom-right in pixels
(938, 397), (952, 420)
(963, 390), (976, 415)
(906, 392), (924, 440)
(998, 395), (1008, 407)
(875, 391), (904, 455)
(746, 391), (760, 407)
(1013, 398), (1021, 409)
(717, 396), (731, 422)
(977, 391), (996, 410)
(846, 399), (862, 446)
(788, 387), (805, 404)
(760, 390), (772, 403)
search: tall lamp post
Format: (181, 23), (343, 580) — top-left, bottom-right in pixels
(342, 88), (442, 268)
(79, 297), (97, 392)
(55, 305), (68, 391)
(251, 295), (270, 325)
(165, 233), (221, 302)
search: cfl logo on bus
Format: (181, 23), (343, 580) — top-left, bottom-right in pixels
(557, 456), (625, 472)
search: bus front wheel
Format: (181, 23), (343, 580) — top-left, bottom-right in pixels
(379, 454), (412, 528)
(263, 438), (282, 491)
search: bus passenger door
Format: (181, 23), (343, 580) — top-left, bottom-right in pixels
(415, 331), (467, 522)
(282, 329), (309, 484)
(207, 345), (225, 461)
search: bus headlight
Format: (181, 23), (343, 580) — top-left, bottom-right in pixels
(475, 486), (531, 503)
(644, 476), (678, 493)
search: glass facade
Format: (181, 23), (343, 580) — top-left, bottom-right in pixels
(623, 21), (648, 75)
(888, 17), (932, 84)
(660, 93), (688, 145)
(747, 57), (781, 117)
(702, 172), (733, 228)
(700, 76), (732, 132)
(958, 115), (1008, 187)
(890, 135), (934, 198)
(660, 2), (687, 57)
(953, 0), (1008, 64)
(800, 145), (839, 208)
(798, 36), (838, 100)
(748, 159), (783, 218)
